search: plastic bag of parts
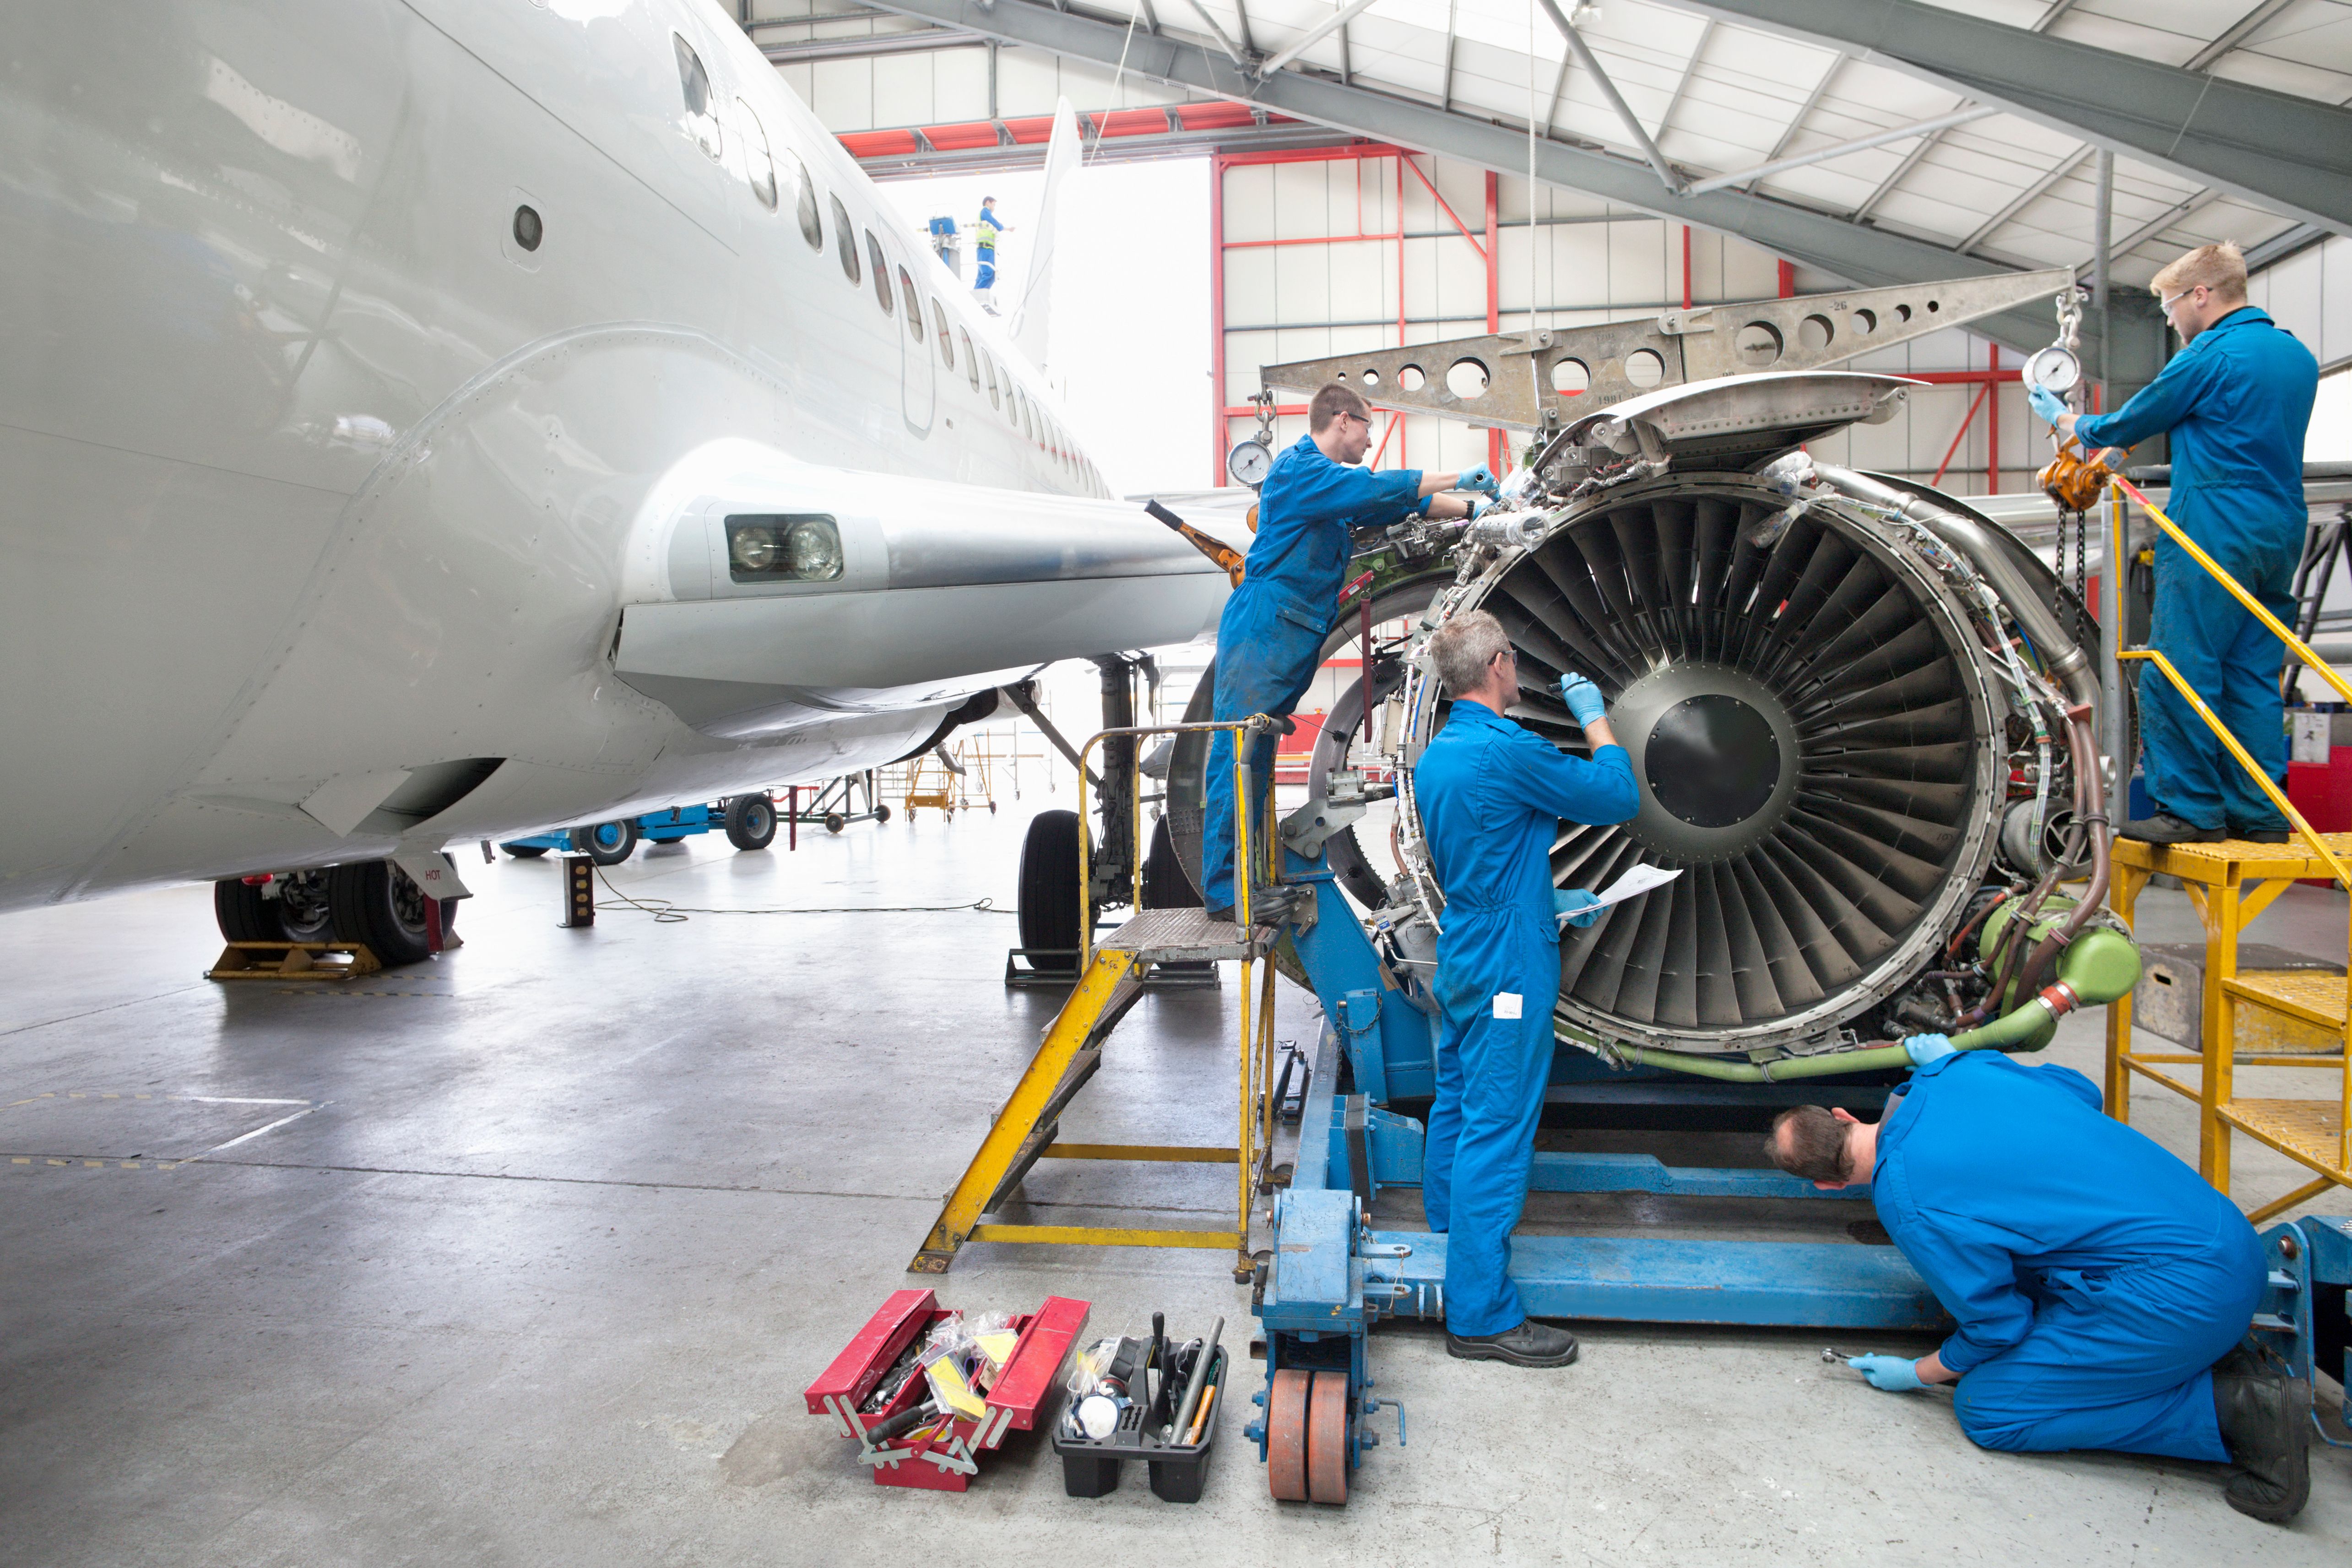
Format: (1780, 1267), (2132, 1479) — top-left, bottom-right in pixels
(1062, 1331), (1141, 1441)
(918, 1309), (1020, 1422)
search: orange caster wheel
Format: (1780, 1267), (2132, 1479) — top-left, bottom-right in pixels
(1306, 1370), (1350, 1504)
(1265, 1368), (1311, 1501)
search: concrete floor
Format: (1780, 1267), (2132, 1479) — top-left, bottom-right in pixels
(1, 803), (2348, 1566)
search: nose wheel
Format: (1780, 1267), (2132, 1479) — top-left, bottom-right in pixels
(1265, 1368), (1351, 1503)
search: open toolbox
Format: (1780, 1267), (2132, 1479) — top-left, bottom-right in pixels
(804, 1288), (1090, 1492)
(1053, 1344), (1230, 1503)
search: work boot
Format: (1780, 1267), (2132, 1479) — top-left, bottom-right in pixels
(2120, 813), (2223, 845)
(2229, 823), (2293, 844)
(2212, 1364), (2311, 1523)
(1446, 1319), (1579, 1367)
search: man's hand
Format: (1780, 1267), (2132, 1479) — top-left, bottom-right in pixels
(2027, 383), (2066, 428)
(1556, 673), (1606, 727)
(1902, 1033), (1956, 1067)
(1847, 1354), (1926, 1392)
(1458, 463), (1500, 496)
(1554, 888), (1603, 929)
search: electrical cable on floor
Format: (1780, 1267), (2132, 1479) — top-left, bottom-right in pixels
(591, 865), (1014, 923)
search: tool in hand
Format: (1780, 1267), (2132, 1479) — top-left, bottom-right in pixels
(1145, 501), (1246, 587)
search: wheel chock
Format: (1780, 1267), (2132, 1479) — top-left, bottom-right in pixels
(206, 941), (384, 982)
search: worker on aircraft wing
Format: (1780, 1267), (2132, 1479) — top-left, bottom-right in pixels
(1197, 380), (1495, 922)
(1409, 610), (1639, 1369)
(2031, 240), (2317, 846)
(1768, 1041), (2305, 1524)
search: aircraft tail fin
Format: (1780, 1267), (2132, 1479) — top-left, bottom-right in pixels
(1011, 96), (1081, 375)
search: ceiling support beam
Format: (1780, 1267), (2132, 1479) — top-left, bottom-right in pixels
(1176, 0), (1245, 65)
(1684, 103), (1994, 197)
(2109, 187), (2223, 261)
(1535, 0), (1683, 192)
(2186, 0), (2297, 72)
(1255, 0), (1383, 79)
(852, 0), (2159, 376)
(1653, 18), (1714, 144)
(1848, 123), (1945, 223)
(756, 29), (979, 63)
(1665, 0), (2352, 234)
(1958, 143), (2090, 257)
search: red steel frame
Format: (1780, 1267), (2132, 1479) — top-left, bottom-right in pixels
(1210, 144), (1498, 486)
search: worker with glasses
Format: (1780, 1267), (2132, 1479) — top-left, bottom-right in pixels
(2028, 241), (2318, 845)
(1409, 610), (1637, 1367)
(1197, 381), (1494, 924)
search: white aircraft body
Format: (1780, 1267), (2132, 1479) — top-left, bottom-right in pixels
(0, 0), (1229, 926)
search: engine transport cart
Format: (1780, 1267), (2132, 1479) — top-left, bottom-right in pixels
(498, 795), (778, 865)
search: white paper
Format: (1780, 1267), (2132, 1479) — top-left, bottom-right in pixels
(1558, 863), (1684, 926)
(1492, 993), (1522, 1019)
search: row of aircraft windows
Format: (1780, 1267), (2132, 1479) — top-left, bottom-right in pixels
(673, 34), (1107, 499)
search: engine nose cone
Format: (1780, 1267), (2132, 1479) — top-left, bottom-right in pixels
(1645, 694), (1780, 828)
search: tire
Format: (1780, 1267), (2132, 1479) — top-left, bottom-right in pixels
(211, 868), (336, 944)
(824, 812), (846, 834)
(1140, 816), (1202, 909)
(875, 803), (893, 824)
(724, 794), (777, 851)
(503, 843), (549, 859)
(326, 859), (439, 966)
(570, 820), (639, 866)
(1018, 808), (1083, 954)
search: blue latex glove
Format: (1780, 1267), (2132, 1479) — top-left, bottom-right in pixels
(1903, 1032), (1956, 1066)
(1458, 463), (1500, 496)
(1554, 888), (1603, 929)
(1466, 495), (1494, 521)
(1847, 1354), (1926, 1392)
(2027, 382), (2066, 428)
(1556, 672), (1606, 727)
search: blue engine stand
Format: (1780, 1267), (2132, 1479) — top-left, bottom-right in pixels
(1246, 853), (1950, 1494)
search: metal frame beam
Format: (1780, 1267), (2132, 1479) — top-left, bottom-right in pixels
(1684, 103), (1992, 198)
(1664, 0), (2352, 234)
(1255, 0), (1382, 80)
(850, 0), (2160, 375)
(1536, 0), (1682, 193)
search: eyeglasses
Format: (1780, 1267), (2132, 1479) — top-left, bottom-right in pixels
(2159, 285), (2206, 318)
(1339, 410), (1372, 430)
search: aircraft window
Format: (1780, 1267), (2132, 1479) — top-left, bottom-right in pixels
(673, 36), (722, 160)
(865, 231), (891, 314)
(830, 195), (858, 282)
(959, 330), (978, 390)
(984, 354), (1000, 410)
(789, 155), (822, 249)
(934, 302), (954, 370)
(898, 267), (923, 342)
(736, 98), (777, 210)
(725, 514), (845, 583)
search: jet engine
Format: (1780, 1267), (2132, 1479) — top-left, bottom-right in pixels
(1176, 371), (2123, 1070)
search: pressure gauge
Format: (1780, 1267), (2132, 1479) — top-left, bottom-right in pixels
(2024, 345), (2081, 395)
(1226, 436), (1273, 488)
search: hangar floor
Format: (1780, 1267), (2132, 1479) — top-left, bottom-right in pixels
(1, 807), (2347, 1566)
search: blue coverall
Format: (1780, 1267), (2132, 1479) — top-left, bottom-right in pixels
(1198, 435), (1429, 911)
(1413, 700), (1639, 1336)
(974, 206), (1004, 292)
(1873, 1051), (2265, 1459)
(2076, 308), (2317, 834)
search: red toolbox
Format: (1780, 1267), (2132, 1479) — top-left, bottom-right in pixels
(804, 1289), (1090, 1491)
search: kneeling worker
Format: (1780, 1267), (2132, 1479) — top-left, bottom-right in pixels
(1199, 381), (1494, 921)
(1769, 1041), (2306, 1523)
(1414, 610), (1639, 1366)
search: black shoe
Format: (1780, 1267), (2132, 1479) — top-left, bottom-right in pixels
(1244, 886), (1304, 928)
(2212, 1366), (2311, 1523)
(1203, 905), (1236, 925)
(2120, 813), (2224, 845)
(1446, 1319), (1580, 1367)
(2229, 825), (2293, 844)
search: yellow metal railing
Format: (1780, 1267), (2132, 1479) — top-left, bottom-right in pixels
(2103, 475), (2352, 1211)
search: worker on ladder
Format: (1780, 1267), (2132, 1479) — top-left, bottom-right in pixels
(1409, 610), (1638, 1368)
(1197, 381), (1494, 923)
(2030, 241), (2318, 845)
(1768, 1041), (2306, 1523)
(972, 195), (1009, 315)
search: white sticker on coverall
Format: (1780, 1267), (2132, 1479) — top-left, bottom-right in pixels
(1493, 993), (1523, 1019)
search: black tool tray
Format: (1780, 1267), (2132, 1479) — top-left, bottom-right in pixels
(1052, 1345), (1229, 1503)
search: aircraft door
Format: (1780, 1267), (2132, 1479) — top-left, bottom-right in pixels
(897, 256), (935, 435)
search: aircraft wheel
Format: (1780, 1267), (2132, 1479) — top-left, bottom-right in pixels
(724, 794), (778, 851)
(1016, 809), (1081, 955)
(570, 820), (639, 865)
(212, 869), (335, 944)
(1265, 1368), (1311, 1502)
(327, 859), (442, 966)
(1306, 1370), (1350, 1505)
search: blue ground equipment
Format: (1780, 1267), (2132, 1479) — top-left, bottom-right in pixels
(500, 794), (777, 866)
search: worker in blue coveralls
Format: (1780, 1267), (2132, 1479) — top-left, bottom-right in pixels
(1197, 381), (1495, 922)
(2030, 241), (2318, 845)
(1768, 1041), (2307, 1523)
(1411, 608), (1640, 1367)
(972, 196), (1009, 315)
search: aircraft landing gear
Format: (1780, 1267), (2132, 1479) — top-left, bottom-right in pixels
(211, 860), (456, 968)
(212, 868), (335, 944)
